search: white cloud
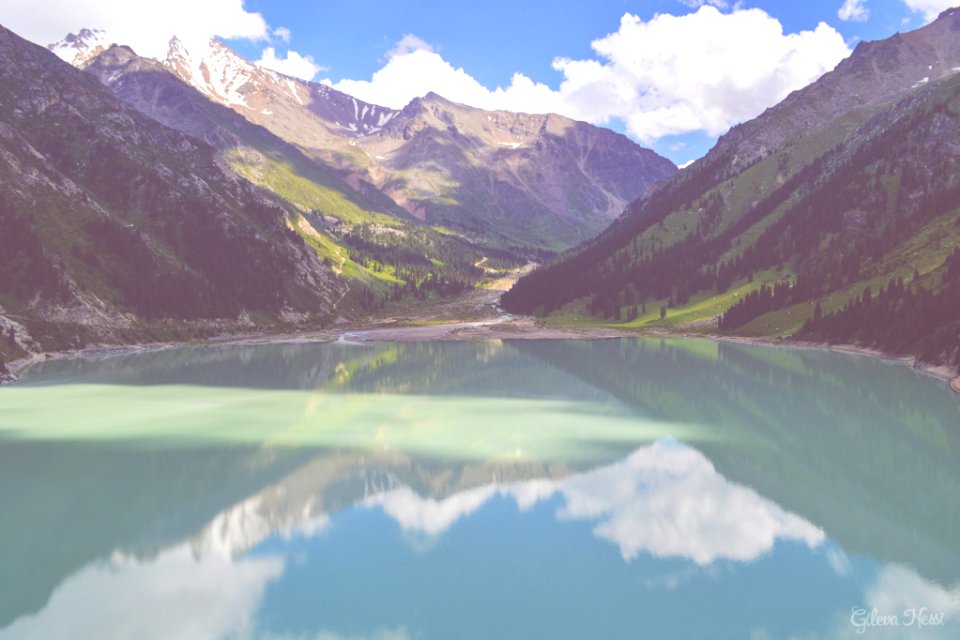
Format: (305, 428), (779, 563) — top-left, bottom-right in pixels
(677, 0), (729, 8)
(555, 7), (851, 141)
(0, 544), (283, 640)
(327, 7), (849, 143)
(328, 48), (568, 115)
(548, 441), (825, 564)
(365, 485), (498, 537)
(901, 0), (957, 21)
(366, 440), (824, 566)
(256, 46), (327, 81)
(831, 565), (960, 639)
(0, 0), (270, 60)
(839, 0), (870, 21)
(387, 33), (435, 58)
(272, 26), (292, 43)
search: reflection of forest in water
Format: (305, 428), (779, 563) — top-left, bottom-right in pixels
(3, 337), (959, 628)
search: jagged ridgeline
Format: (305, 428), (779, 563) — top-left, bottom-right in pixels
(0, 26), (344, 334)
(50, 32), (675, 253)
(79, 44), (517, 306)
(40, 27), (677, 317)
(503, 9), (960, 367)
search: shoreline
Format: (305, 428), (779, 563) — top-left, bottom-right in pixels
(4, 316), (959, 394)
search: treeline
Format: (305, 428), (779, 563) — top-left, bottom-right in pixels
(719, 280), (802, 330)
(342, 223), (523, 293)
(503, 73), (960, 350)
(798, 252), (960, 367)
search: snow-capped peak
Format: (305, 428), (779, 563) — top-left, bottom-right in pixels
(48, 29), (399, 136)
(162, 36), (254, 109)
(47, 28), (111, 67)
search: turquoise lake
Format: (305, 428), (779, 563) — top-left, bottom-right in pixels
(1, 337), (958, 639)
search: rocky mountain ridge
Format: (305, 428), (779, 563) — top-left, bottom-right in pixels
(50, 29), (676, 251)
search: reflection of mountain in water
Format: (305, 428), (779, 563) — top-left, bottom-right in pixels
(1, 440), (831, 640)
(510, 338), (960, 587)
(0, 441), (314, 628)
(3, 337), (959, 630)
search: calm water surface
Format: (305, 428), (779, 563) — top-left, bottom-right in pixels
(1, 338), (958, 639)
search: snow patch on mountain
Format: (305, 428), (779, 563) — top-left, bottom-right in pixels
(49, 29), (401, 136)
(164, 36), (252, 108)
(47, 28), (110, 67)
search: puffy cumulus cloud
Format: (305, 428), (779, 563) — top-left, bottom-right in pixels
(550, 441), (825, 564)
(0, 0), (269, 60)
(831, 565), (960, 639)
(556, 7), (851, 141)
(387, 33), (435, 58)
(0, 544), (283, 640)
(256, 47), (327, 81)
(839, 0), (870, 21)
(327, 48), (567, 114)
(327, 7), (849, 143)
(901, 0), (958, 21)
(365, 440), (824, 566)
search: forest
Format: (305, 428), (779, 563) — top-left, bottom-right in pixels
(502, 73), (960, 367)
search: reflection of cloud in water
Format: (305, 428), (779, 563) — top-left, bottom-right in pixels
(265, 628), (410, 640)
(830, 565), (960, 639)
(370, 440), (824, 565)
(0, 545), (283, 640)
(364, 485), (499, 537)
(556, 441), (824, 563)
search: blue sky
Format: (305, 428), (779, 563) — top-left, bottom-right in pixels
(2, 0), (952, 164)
(227, 0), (939, 163)
(234, 0), (923, 88)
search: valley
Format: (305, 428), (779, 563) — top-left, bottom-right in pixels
(1, 10), (959, 386)
(2, 4), (960, 638)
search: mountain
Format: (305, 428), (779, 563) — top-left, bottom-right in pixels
(503, 8), (960, 370)
(0, 24), (346, 364)
(349, 91), (677, 250)
(83, 45), (538, 308)
(51, 32), (676, 252)
(84, 44), (408, 218)
(46, 27), (108, 66)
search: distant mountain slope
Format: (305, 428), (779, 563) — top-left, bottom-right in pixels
(503, 8), (960, 369)
(84, 44), (410, 225)
(0, 24), (344, 359)
(82, 44), (522, 305)
(355, 92), (677, 250)
(52, 32), (676, 252)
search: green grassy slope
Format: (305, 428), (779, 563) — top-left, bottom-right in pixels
(506, 38), (960, 368)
